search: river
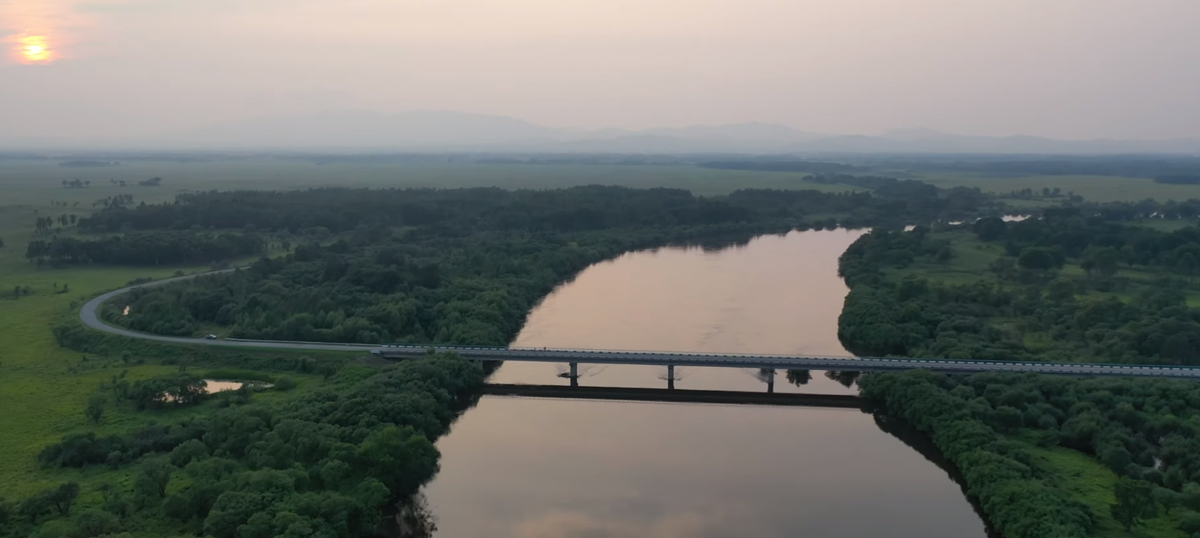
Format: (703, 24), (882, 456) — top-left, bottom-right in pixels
(419, 229), (992, 538)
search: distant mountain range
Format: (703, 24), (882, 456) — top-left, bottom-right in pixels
(3, 110), (1198, 155)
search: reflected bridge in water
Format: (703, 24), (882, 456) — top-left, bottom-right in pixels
(483, 383), (866, 408)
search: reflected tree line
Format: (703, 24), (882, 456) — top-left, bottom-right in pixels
(783, 369), (861, 388)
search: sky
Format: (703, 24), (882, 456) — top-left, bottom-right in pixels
(1, 0), (1199, 142)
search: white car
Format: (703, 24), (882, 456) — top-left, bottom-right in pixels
(204, 334), (218, 340)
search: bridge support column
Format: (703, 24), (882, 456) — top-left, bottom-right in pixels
(667, 365), (675, 390)
(569, 362), (578, 387)
(765, 368), (775, 394)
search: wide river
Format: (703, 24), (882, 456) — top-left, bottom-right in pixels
(420, 229), (992, 538)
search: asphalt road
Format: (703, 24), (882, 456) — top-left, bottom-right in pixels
(79, 270), (376, 353)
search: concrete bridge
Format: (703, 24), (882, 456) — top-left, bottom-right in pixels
(376, 344), (1200, 389)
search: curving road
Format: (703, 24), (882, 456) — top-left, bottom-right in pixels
(79, 270), (376, 353)
(81, 272), (1200, 379)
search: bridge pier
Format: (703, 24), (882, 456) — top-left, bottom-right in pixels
(667, 364), (675, 390)
(765, 368), (775, 394)
(570, 362), (578, 387)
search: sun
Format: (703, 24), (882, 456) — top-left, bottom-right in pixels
(15, 35), (55, 64)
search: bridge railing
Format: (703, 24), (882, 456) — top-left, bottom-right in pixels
(376, 344), (1200, 373)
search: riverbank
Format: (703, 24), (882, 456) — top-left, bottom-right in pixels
(840, 220), (1200, 538)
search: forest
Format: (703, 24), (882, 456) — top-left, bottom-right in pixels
(834, 202), (1200, 537)
(72, 184), (990, 235)
(3, 354), (484, 538)
(862, 370), (1200, 538)
(26, 232), (264, 267)
(837, 210), (1200, 363)
(2, 179), (1009, 537)
(17, 176), (1200, 538)
(89, 184), (995, 341)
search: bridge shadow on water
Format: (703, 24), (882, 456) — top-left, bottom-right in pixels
(481, 383), (868, 408)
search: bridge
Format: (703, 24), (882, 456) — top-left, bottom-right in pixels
(78, 273), (1200, 386)
(375, 344), (1200, 389)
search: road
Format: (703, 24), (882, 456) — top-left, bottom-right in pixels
(376, 345), (1200, 378)
(81, 272), (1200, 379)
(79, 270), (377, 353)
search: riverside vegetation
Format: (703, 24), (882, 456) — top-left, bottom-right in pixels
(839, 207), (1200, 537)
(2, 183), (995, 538)
(2, 172), (1200, 537)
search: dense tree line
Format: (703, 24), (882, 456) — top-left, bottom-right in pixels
(861, 371), (1094, 538)
(898, 156), (1200, 178)
(697, 160), (859, 173)
(96, 185), (997, 339)
(26, 231), (263, 267)
(6, 355), (483, 538)
(1156, 175), (1200, 185)
(864, 370), (1200, 536)
(76, 184), (991, 236)
(837, 213), (1200, 363)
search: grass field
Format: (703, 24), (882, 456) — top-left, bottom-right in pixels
(915, 172), (1200, 204)
(887, 229), (1200, 354)
(0, 158), (862, 204)
(1031, 445), (1186, 538)
(888, 229), (1009, 285)
(0, 258), (342, 498)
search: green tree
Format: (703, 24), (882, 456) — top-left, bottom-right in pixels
(98, 482), (131, 518)
(169, 439), (210, 468)
(1082, 246), (1121, 278)
(134, 459), (176, 500)
(973, 217), (1007, 241)
(935, 246), (953, 264)
(989, 257), (1016, 280)
(1178, 510), (1200, 534)
(85, 394), (106, 424)
(355, 426), (439, 494)
(19, 492), (50, 524)
(74, 508), (120, 537)
(1111, 477), (1158, 531)
(48, 482), (79, 516)
(1018, 247), (1059, 271)
(1177, 253), (1200, 281)
(32, 519), (78, 538)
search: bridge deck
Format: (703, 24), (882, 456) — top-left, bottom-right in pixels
(376, 345), (1200, 379)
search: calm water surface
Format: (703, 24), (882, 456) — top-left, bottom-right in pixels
(422, 230), (990, 538)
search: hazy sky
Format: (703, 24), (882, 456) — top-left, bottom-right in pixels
(1, 0), (1198, 141)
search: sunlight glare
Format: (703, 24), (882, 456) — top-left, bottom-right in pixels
(14, 34), (55, 64)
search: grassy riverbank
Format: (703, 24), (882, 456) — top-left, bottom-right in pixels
(1032, 447), (1187, 538)
(0, 262), (334, 497)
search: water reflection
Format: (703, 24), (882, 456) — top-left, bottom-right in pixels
(502, 229), (869, 395)
(420, 230), (991, 538)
